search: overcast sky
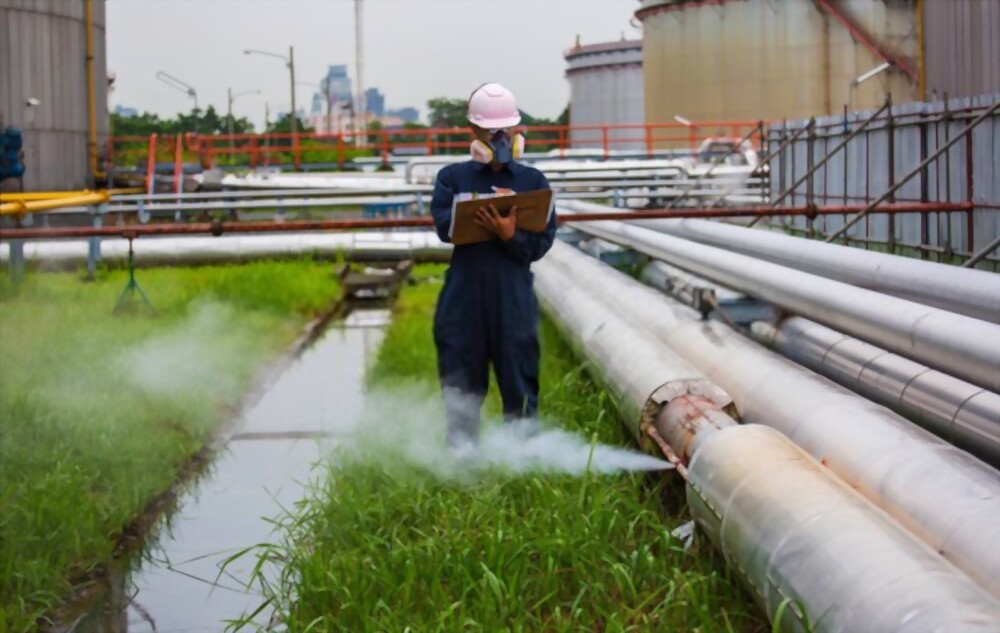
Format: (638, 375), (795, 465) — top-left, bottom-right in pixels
(107, 0), (641, 128)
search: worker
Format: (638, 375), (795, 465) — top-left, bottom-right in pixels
(430, 82), (556, 451)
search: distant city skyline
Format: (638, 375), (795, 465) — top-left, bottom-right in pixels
(106, 0), (640, 131)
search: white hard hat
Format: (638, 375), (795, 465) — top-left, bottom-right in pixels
(467, 83), (521, 129)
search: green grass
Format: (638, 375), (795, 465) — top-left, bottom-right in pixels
(240, 266), (763, 632)
(0, 260), (341, 631)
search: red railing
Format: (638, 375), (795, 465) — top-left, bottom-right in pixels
(106, 121), (764, 172)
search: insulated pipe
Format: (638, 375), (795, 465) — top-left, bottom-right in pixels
(0, 233), (451, 269)
(533, 256), (708, 429)
(686, 424), (1000, 633)
(560, 205), (1000, 392)
(536, 252), (1000, 630)
(751, 318), (1000, 468)
(562, 203), (1000, 323)
(542, 240), (1000, 598)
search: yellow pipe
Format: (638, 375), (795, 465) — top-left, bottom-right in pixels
(85, 0), (106, 182)
(0, 187), (140, 202)
(0, 191), (110, 216)
(3, 190), (97, 201)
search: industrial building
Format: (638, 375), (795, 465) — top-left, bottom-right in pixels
(0, 0), (109, 192)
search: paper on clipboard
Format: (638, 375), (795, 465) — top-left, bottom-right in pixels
(449, 188), (555, 245)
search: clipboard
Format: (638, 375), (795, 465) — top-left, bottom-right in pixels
(449, 189), (555, 246)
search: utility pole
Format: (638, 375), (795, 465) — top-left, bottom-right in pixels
(288, 45), (298, 138)
(227, 88), (261, 151)
(354, 0), (366, 147)
(227, 87), (234, 150)
(264, 102), (271, 166)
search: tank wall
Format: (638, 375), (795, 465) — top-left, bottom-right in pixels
(0, 0), (109, 191)
(640, 0), (918, 130)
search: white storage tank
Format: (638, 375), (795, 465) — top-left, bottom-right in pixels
(564, 38), (644, 150)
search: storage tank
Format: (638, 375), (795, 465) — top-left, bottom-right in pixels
(0, 0), (109, 192)
(637, 0), (919, 127)
(564, 37), (644, 150)
(921, 0), (1000, 100)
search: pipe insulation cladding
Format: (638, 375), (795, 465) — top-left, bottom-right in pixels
(559, 204), (1000, 393)
(573, 209), (1000, 325)
(686, 424), (1000, 633)
(541, 240), (1000, 598)
(751, 318), (1000, 468)
(0, 233), (452, 268)
(535, 248), (1000, 631)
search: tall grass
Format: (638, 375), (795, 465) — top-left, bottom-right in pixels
(0, 260), (340, 631)
(242, 266), (764, 632)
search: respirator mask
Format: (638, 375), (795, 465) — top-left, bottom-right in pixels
(470, 128), (525, 165)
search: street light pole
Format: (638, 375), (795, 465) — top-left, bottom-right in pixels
(244, 49), (296, 133)
(227, 88), (261, 150)
(155, 70), (199, 119)
(244, 47), (299, 167)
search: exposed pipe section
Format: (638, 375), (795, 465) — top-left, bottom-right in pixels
(751, 317), (1000, 467)
(560, 204), (1000, 392)
(536, 248), (1000, 629)
(594, 210), (1000, 324)
(542, 240), (1000, 598)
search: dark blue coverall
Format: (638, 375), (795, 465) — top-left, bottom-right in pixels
(430, 160), (557, 446)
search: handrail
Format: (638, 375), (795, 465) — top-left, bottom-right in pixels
(108, 120), (766, 170)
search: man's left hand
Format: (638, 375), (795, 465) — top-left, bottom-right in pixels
(475, 203), (517, 241)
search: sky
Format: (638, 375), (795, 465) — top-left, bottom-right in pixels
(107, 0), (642, 129)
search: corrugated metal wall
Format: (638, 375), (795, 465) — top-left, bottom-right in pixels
(639, 0), (918, 130)
(923, 0), (1000, 100)
(566, 43), (645, 150)
(766, 94), (1000, 271)
(0, 0), (109, 192)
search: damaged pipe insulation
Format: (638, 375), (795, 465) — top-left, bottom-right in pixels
(640, 258), (1000, 466)
(752, 318), (1000, 468)
(562, 202), (1000, 324)
(542, 240), (1000, 598)
(535, 249), (1000, 631)
(560, 205), (1000, 393)
(0, 233), (451, 269)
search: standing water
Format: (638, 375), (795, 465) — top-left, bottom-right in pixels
(70, 310), (389, 632)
